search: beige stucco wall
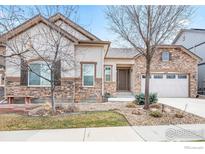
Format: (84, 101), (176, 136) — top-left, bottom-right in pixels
(55, 20), (90, 41)
(5, 22), (105, 80)
(104, 59), (135, 82)
(5, 22), (77, 78)
(75, 46), (104, 78)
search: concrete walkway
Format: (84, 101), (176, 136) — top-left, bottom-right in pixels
(0, 124), (205, 141)
(159, 98), (205, 118)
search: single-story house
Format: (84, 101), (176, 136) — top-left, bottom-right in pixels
(0, 13), (202, 103)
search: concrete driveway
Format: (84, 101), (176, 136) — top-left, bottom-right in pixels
(159, 98), (205, 118)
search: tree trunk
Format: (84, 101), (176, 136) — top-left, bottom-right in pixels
(50, 71), (56, 113)
(51, 86), (56, 113)
(144, 59), (151, 110)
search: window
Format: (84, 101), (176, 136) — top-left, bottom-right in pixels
(142, 75), (151, 79)
(153, 74), (163, 79)
(166, 74), (176, 79)
(28, 62), (51, 86)
(104, 65), (112, 82)
(82, 63), (95, 86)
(162, 51), (170, 61)
(178, 74), (187, 79)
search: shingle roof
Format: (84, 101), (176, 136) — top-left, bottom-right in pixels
(106, 48), (139, 59)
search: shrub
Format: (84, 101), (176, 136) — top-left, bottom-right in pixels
(104, 92), (111, 98)
(135, 93), (158, 105)
(149, 110), (162, 118)
(149, 93), (158, 104)
(126, 102), (137, 108)
(135, 93), (145, 105)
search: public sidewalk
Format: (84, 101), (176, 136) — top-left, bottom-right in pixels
(0, 124), (205, 141)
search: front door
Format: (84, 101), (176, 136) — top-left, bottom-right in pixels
(117, 68), (130, 91)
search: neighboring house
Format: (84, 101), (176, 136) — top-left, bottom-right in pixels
(172, 29), (205, 94)
(0, 14), (202, 103)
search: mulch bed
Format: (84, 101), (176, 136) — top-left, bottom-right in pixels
(76, 102), (205, 126)
(118, 105), (205, 126)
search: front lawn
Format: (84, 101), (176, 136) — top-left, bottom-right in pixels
(0, 111), (129, 131)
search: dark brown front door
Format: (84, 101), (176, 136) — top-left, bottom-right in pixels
(117, 68), (130, 91)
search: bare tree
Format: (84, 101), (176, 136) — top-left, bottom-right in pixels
(106, 5), (193, 109)
(0, 6), (79, 112)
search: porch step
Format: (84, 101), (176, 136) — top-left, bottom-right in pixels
(108, 97), (135, 102)
(108, 92), (135, 102)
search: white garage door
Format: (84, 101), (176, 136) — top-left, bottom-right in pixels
(141, 73), (189, 97)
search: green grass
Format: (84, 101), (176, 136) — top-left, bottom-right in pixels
(0, 111), (129, 131)
(191, 140), (205, 142)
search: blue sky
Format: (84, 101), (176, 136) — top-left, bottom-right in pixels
(77, 5), (205, 45)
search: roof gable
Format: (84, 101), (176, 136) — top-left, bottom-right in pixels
(49, 13), (100, 41)
(156, 45), (202, 61)
(0, 14), (79, 43)
(172, 29), (205, 44)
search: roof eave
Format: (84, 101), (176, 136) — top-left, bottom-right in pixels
(49, 13), (101, 41)
(0, 14), (79, 44)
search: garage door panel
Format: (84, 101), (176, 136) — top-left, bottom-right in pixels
(141, 74), (188, 97)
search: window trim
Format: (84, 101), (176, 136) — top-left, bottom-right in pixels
(161, 51), (170, 62)
(28, 61), (51, 87)
(104, 65), (112, 82)
(81, 62), (97, 87)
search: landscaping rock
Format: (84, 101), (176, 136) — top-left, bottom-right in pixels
(149, 108), (159, 112)
(164, 107), (171, 113)
(132, 109), (143, 115)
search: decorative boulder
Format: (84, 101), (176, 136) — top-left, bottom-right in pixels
(132, 109), (143, 115)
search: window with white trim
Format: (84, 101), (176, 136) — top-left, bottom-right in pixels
(104, 65), (112, 82)
(28, 62), (51, 86)
(162, 51), (170, 61)
(82, 63), (95, 86)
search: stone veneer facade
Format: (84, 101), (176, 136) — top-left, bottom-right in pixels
(6, 77), (103, 103)
(74, 78), (102, 103)
(133, 47), (198, 97)
(104, 82), (116, 96)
